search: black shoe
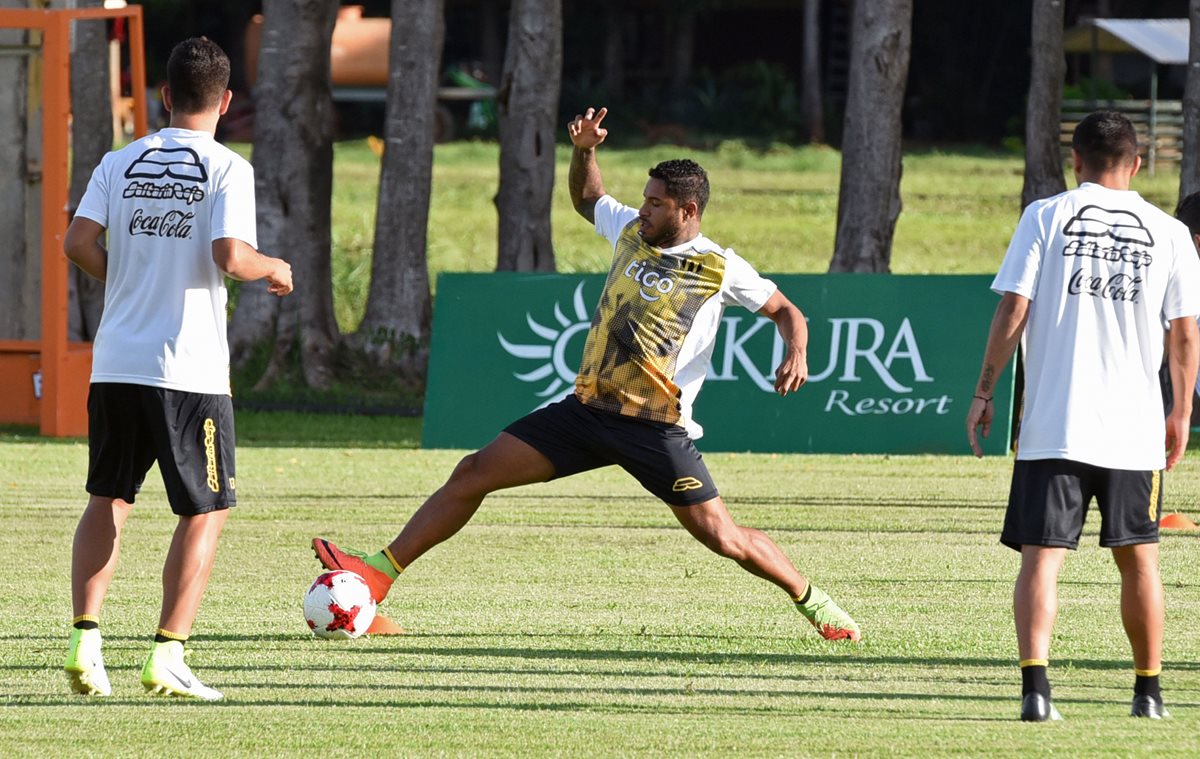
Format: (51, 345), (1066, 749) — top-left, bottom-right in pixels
(1131, 694), (1170, 719)
(1020, 692), (1062, 722)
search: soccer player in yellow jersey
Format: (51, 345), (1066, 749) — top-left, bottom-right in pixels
(313, 106), (861, 642)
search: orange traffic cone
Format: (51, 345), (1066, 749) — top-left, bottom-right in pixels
(1161, 513), (1199, 530)
(366, 612), (405, 635)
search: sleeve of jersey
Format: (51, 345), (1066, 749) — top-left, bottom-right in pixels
(593, 195), (639, 247)
(1162, 230), (1200, 321)
(720, 249), (777, 311)
(991, 202), (1045, 300)
(210, 158), (259, 249)
(73, 154), (111, 228)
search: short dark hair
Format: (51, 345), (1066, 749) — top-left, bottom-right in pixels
(1176, 191), (1200, 237)
(648, 159), (710, 216)
(167, 37), (230, 115)
(1071, 111), (1138, 172)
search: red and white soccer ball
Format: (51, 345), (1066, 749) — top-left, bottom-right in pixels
(304, 570), (377, 639)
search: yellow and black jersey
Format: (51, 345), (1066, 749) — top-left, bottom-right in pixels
(575, 195), (776, 438)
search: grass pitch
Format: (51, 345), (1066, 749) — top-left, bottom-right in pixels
(2, 419), (1200, 756)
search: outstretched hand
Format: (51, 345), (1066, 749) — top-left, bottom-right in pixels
(568, 106), (609, 149)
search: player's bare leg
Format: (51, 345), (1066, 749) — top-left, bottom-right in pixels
(140, 509), (230, 701)
(71, 496), (134, 617)
(1112, 542), (1167, 717)
(671, 497), (860, 641)
(1111, 543), (1163, 671)
(1013, 546), (1066, 661)
(1014, 545), (1066, 721)
(159, 509), (229, 635)
(387, 432), (555, 567)
(670, 497), (806, 595)
(314, 432), (555, 603)
(66, 495), (133, 696)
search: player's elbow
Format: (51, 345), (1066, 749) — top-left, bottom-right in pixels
(212, 238), (252, 278)
(572, 197), (598, 225)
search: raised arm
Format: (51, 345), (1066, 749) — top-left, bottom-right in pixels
(567, 106), (609, 224)
(64, 217), (108, 282)
(212, 238), (293, 296)
(967, 291), (1029, 457)
(758, 289), (808, 396)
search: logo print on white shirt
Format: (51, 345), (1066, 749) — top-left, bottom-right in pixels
(623, 259), (677, 302)
(124, 147), (208, 182)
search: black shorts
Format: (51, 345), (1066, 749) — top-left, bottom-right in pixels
(1001, 458), (1162, 551)
(86, 383), (237, 516)
(503, 394), (719, 506)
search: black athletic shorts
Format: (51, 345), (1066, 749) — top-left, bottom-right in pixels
(1001, 458), (1162, 551)
(503, 394), (719, 506)
(86, 383), (237, 516)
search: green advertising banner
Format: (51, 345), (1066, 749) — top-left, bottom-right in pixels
(422, 273), (1016, 454)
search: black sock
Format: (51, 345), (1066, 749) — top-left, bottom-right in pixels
(1021, 665), (1050, 699)
(1135, 674), (1161, 703)
(154, 633), (186, 644)
(73, 619), (99, 631)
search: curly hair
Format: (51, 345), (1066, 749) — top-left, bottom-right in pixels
(648, 159), (710, 216)
(167, 37), (230, 115)
(1176, 192), (1200, 238)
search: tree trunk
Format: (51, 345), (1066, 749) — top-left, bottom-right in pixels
(229, 0), (339, 390)
(800, 0), (825, 144)
(1021, 0), (1067, 209)
(668, 6), (696, 95)
(830, 0), (912, 273)
(495, 0), (561, 272)
(355, 0), (441, 376)
(0, 1), (40, 340)
(68, 3), (110, 342)
(480, 0), (503, 89)
(602, 5), (623, 101)
(1181, 0), (1200, 203)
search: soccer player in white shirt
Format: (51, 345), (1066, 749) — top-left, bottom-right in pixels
(312, 106), (862, 644)
(62, 38), (292, 701)
(967, 111), (1200, 721)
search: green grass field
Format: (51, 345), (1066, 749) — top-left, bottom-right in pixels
(3, 416), (1200, 756)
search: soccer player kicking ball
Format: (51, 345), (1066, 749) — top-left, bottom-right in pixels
(968, 111), (1200, 721)
(313, 105), (861, 643)
(63, 38), (293, 700)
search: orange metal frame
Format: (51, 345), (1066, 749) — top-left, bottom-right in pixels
(0, 6), (146, 436)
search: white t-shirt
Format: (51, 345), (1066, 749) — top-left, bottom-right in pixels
(574, 195), (777, 438)
(76, 128), (258, 395)
(993, 182), (1200, 470)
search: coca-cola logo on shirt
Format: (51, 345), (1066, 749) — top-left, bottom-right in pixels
(129, 208), (195, 239)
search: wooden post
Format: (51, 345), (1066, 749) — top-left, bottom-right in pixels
(0, 5), (146, 436)
(1149, 66), (1159, 177)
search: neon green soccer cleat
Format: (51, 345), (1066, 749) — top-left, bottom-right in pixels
(141, 640), (223, 701)
(64, 627), (112, 697)
(796, 585), (862, 642)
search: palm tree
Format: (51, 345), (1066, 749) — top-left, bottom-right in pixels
(1021, 0), (1067, 209)
(495, 0), (562, 271)
(229, 0), (339, 389)
(829, 0), (913, 272)
(355, 0), (443, 377)
(1180, 0), (1200, 203)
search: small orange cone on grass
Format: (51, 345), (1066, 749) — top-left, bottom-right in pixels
(1161, 513), (1199, 530)
(366, 613), (405, 635)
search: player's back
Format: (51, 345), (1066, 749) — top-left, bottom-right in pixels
(76, 128), (257, 395)
(996, 182), (1200, 469)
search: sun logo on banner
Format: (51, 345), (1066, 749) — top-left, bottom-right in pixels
(497, 281), (592, 408)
